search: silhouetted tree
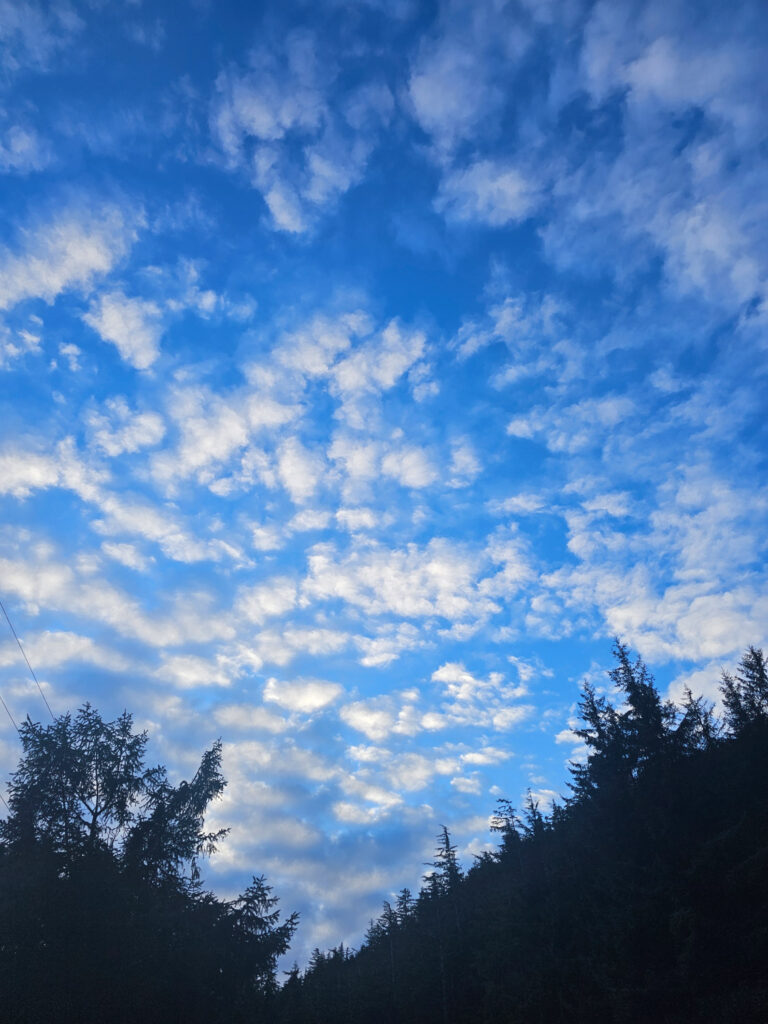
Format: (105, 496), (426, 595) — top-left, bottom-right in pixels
(673, 686), (719, 753)
(0, 704), (296, 1023)
(1, 704), (148, 859)
(721, 645), (768, 734)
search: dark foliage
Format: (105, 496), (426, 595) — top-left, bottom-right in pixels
(0, 704), (297, 1023)
(276, 643), (768, 1024)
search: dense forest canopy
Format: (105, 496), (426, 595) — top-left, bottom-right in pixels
(0, 705), (297, 1023)
(1, 643), (766, 1022)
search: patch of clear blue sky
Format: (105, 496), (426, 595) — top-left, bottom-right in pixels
(0, 0), (766, 966)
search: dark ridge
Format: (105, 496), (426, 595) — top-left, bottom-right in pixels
(275, 643), (768, 1024)
(1, 644), (767, 1022)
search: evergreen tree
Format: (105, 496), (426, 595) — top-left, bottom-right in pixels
(489, 798), (521, 860)
(1, 703), (148, 859)
(395, 886), (415, 924)
(0, 704), (296, 1023)
(608, 639), (676, 770)
(673, 686), (719, 753)
(430, 825), (463, 893)
(721, 645), (768, 733)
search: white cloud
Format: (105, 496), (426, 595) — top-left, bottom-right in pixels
(87, 397), (165, 456)
(58, 342), (81, 371)
(264, 676), (343, 714)
(332, 802), (382, 825)
(492, 705), (534, 730)
(92, 492), (227, 564)
(0, 440), (106, 502)
(277, 437), (324, 504)
(384, 752), (444, 792)
(538, 0), (768, 312)
(555, 728), (581, 745)
(541, 464), (768, 663)
(489, 493), (547, 516)
(0, 0), (84, 74)
(354, 623), (423, 667)
(250, 524), (284, 552)
(0, 438), (233, 568)
(303, 538), (499, 624)
(448, 441), (481, 487)
(288, 508), (332, 533)
(213, 703), (292, 733)
(83, 290), (163, 370)
(407, 0), (528, 155)
(210, 36), (391, 231)
(431, 661), (487, 701)
(211, 40), (323, 161)
(158, 653), (233, 689)
(381, 445), (438, 489)
(452, 292), (564, 364)
(151, 383), (295, 488)
(101, 542), (153, 572)
(336, 507), (378, 532)
(339, 700), (397, 742)
(450, 775), (482, 795)
(0, 629), (130, 673)
(0, 201), (138, 311)
(0, 449), (60, 498)
(276, 310), (369, 379)
(507, 396), (636, 454)
(582, 9), (761, 136)
(263, 183), (307, 234)
(251, 626), (351, 668)
(409, 38), (491, 152)
(237, 577), (298, 624)
(430, 660), (534, 731)
(331, 320), (427, 425)
(461, 746), (511, 767)
(0, 323), (41, 367)
(436, 159), (540, 227)
(328, 434), (381, 485)
(0, 547), (233, 649)
(0, 124), (50, 173)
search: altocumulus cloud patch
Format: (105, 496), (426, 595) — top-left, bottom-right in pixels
(0, 0), (766, 968)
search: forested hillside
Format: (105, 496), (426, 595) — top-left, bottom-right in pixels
(1, 645), (766, 1023)
(276, 645), (768, 1024)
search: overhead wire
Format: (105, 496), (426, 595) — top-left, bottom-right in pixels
(0, 595), (55, 722)
(0, 672), (17, 816)
(0, 594), (59, 816)
(0, 692), (18, 734)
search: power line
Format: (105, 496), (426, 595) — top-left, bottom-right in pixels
(0, 691), (18, 734)
(0, 609), (20, 819)
(0, 596), (55, 722)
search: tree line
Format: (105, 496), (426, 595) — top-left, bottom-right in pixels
(1, 643), (766, 1021)
(276, 644), (768, 1024)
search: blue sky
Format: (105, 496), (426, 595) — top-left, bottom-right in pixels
(1, 0), (767, 964)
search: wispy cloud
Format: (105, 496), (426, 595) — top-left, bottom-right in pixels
(0, 199), (139, 311)
(1, 0), (766, 969)
(210, 31), (392, 232)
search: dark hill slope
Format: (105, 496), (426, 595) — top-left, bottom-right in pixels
(278, 645), (768, 1024)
